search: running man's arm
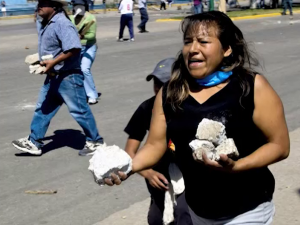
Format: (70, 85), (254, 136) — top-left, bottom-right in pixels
(41, 49), (80, 74)
(82, 21), (96, 40)
(41, 20), (82, 73)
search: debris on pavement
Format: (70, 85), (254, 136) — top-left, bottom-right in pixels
(25, 190), (58, 194)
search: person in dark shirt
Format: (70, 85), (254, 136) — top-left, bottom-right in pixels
(124, 58), (192, 225)
(106, 12), (289, 225)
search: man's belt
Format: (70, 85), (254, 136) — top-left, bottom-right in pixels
(49, 69), (82, 77)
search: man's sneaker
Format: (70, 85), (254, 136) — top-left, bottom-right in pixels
(118, 38), (124, 42)
(130, 38), (135, 42)
(79, 141), (106, 156)
(12, 137), (42, 155)
(88, 98), (98, 105)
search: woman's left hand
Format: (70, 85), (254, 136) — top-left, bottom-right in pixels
(193, 152), (238, 173)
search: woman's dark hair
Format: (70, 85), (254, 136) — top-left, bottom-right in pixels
(167, 11), (260, 110)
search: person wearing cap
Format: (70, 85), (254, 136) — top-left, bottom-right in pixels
(124, 58), (192, 225)
(12, 0), (105, 156)
(70, 3), (100, 104)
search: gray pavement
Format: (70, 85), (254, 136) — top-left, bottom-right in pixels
(0, 14), (300, 225)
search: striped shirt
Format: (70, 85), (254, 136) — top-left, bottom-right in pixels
(38, 12), (82, 72)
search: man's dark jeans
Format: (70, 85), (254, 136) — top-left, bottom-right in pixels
(119, 13), (134, 39)
(29, 73), (103, 148)
(283, 0), (293, 15)
(138, 8), (149, 31)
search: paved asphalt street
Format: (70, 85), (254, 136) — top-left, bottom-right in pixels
(0, 13), (300, 225)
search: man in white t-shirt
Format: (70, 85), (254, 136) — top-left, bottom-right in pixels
(118, 0), (134, 42)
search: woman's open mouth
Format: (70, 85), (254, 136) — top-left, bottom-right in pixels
(188, 59), (204, 68)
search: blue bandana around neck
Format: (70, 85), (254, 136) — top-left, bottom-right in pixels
(195, 70), (233, 87)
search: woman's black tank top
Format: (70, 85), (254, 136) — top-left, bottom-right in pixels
(162, 74), (275, 219)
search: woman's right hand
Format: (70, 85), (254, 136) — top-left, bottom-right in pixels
(104, 171), (129, 186)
